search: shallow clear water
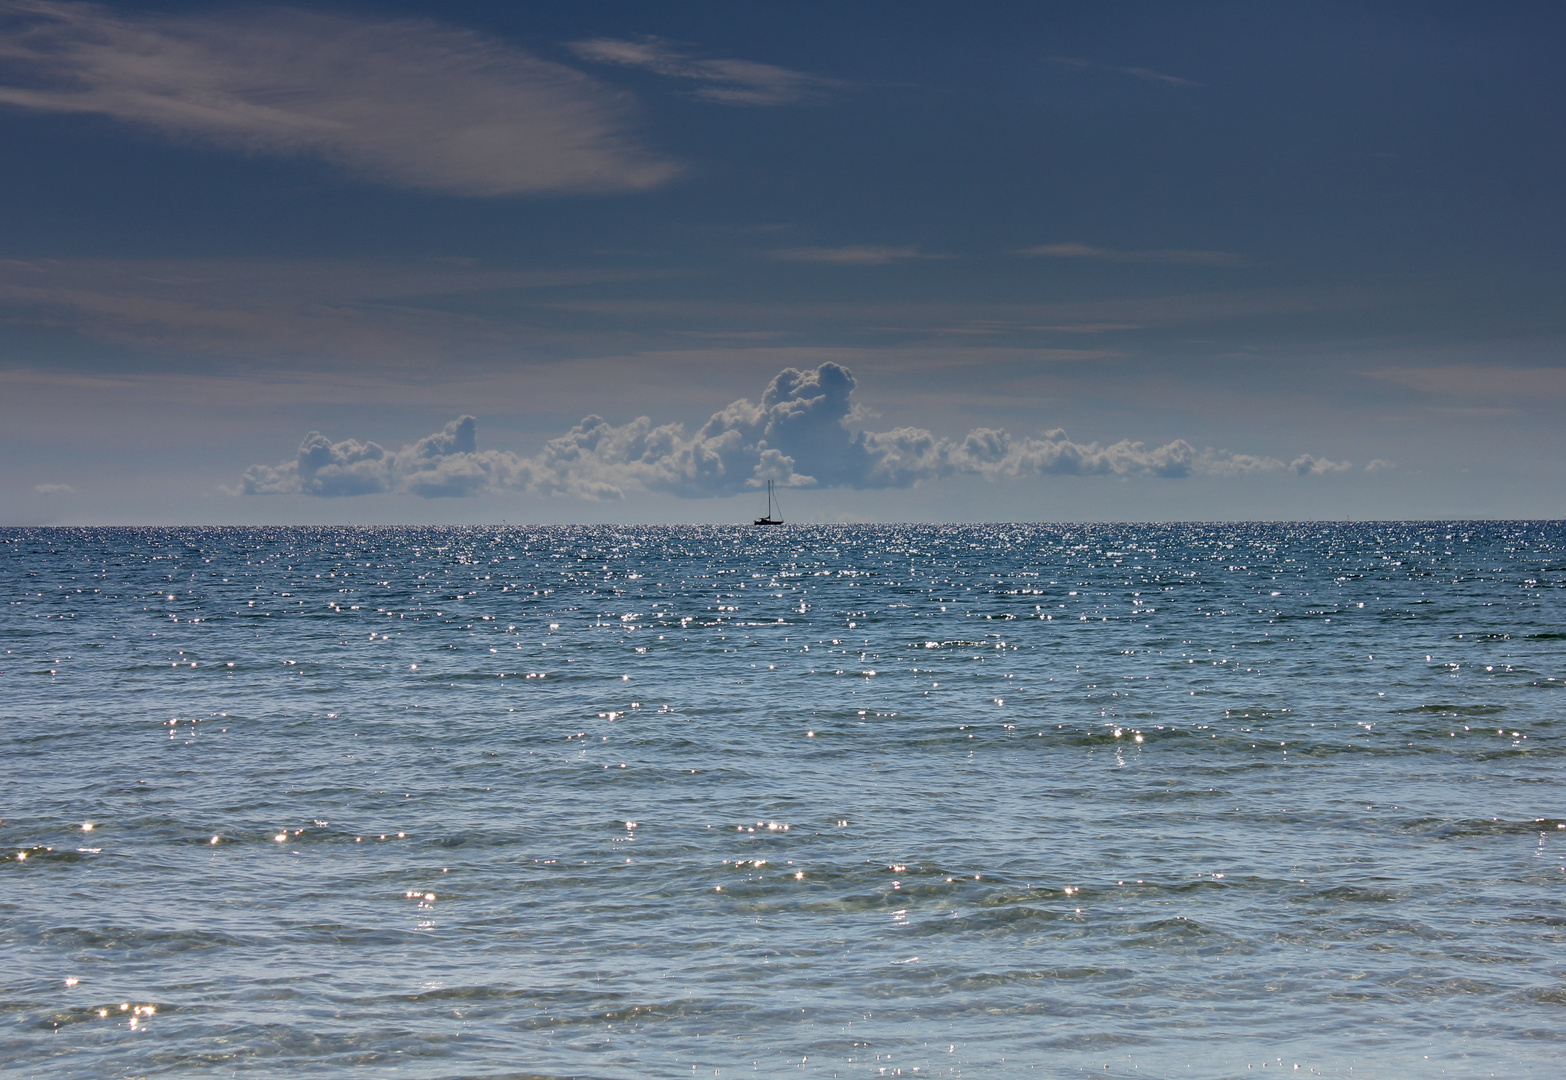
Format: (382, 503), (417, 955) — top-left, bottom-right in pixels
(2, 522), (1564, 1079)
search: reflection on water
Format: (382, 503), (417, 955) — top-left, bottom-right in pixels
(2, 522), (1563, 1078)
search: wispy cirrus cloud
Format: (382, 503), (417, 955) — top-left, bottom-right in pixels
(242, 363), (1351, 500)
(0, 256), (661, 361)
(34, 482), (75, 494)
(765, 245), (947, 265)
(567, 36), (841, 106)
(1018, 242), (1248, 266)
(1048, 55), (1200, 87)
(0, 1), (678, 195)
(1363, 365), (1566, 401)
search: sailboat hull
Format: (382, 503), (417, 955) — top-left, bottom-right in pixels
(751, 479), (784, 525)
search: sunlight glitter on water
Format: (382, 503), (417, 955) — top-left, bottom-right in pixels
(2, 522), (1564, 1079)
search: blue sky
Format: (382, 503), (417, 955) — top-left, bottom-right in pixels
(2, 0), (1563, 523)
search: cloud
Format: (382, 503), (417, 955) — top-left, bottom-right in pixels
(1018, 243), (1247, 267)
(1048, 55), (1200, 87)
(242, 416), (540, 499)
(1364, 459), (1395, 472)
(568, 36), (840, 106)
(765, 245), (946, 265)
(1363, 365), (1566, 401)
(0, 255), (1363, 366)
(0, 1), (678, 195)
(242, 363), (1350, 500)
(1288, 454), (1353, 476)
(0, 256), (663, 361)
(34, 482), (74, 493)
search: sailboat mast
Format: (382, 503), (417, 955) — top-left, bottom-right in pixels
(753, 477), (783, 524)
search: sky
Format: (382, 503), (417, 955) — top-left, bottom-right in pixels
(1, 0), (1563, 525)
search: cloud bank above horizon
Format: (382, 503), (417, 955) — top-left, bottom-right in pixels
(241, 363), (1360, 501)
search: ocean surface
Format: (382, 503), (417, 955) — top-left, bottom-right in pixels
(2, 522), (1564, 1080)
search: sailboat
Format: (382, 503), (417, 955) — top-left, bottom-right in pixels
(753, 479), (784, 525)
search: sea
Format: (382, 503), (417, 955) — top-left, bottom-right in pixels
(2, 522), (1563, 1080)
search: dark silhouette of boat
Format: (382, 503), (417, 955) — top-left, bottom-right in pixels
(753, 479), (784, 525)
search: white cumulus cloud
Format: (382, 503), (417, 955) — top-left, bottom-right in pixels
(0, 1), (678, 195)
(242, 364), (1354, 500)
(242, 416), (537, 498)
(1288, 454), (1353, 476)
